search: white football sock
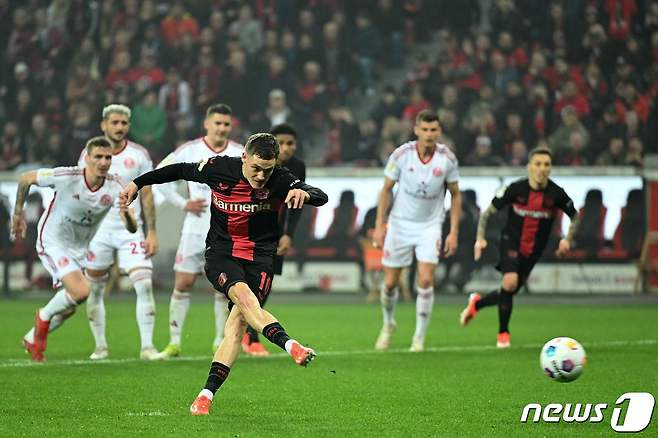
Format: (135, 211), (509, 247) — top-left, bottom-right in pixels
(380, 284), (399, 327)
(131, 270), (155, 349)
(199, 389), (214, 400)
(40, 289), (76, 321)
(213, 293), (228, 346)
(169, 288), (190, 346)
(86, 275), (108, 349)
(284, 339), (295, 355)
(413, 286), (435, 339)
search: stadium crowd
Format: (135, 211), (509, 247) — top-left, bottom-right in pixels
(0, 0), (657, 169)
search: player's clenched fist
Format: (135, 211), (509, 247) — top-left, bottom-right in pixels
(473, 238), (487, 261)
(119, 181), (140, 212)
(285, 188), (310, 209)
(372, 224), (386, 248)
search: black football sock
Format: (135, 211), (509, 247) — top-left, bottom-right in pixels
(262, 322), (291, 351)
(204, 362), (231, 395)
(246, 325), (259, 343)
(498, 290), (514, 334)
(475, 288), (499, 310)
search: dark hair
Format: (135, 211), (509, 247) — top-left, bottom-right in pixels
(270, 123), (297, 139)
(415, 109), (439, 125)
(245, 133), (278, 160)
(528, 146), (552, 161)
(85, 136), (112, 154)
(205, 103), (232, 118)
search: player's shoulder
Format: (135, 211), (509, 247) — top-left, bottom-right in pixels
(125, 140), (152, 161)
(435, 143), (458, 163)
(52, 166), (85, 177)
(173, 137), (205, 156)
(225, 140), (245, 156)
(104, 172), (125, 188)
(390, 141), (416, 160)
(504, 177), (529, 193)
(547, 178), (568, 195)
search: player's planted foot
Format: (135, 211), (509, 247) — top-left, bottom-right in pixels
(190, 395), (212, 416)
(34, 309), (50, 353)
(22, 337), (44, 362)
(290, 341), (316, 367)
(460, 293), (481, 327)
(156, 343), (181, 360)
(245, 342), (270, 357)
(409, 336), (425, 352)
(497, 332), (511, 349)
(375, 322), (396, 350)
(140, 347), (160, 360)
(89, 346), (109, 360)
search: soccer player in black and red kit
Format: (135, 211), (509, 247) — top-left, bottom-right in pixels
(459, 147), (580, 348)
(119, 133), (328, 416)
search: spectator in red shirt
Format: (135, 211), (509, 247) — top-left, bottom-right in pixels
(160, 1), (199, 46)
(128, 50), (165, 92)
(402, 85), (430, 122)
(105, 50), (132, 89)
(189, 45), (222, 117)
(554, 81), (591, 120)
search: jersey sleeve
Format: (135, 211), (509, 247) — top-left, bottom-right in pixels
(77, 149), (86, 167)
(275, 168), (328, 207)
(557, 187), (577, 218)
(445, 158), (460, 183)
(35, 167), (78, 189)
(383, 152), (401, 182)
(491, 183), (514, 210)
(134, 161), (214, 188)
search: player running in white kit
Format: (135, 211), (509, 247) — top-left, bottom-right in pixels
(13, 137), (137, 362)
(154, 104), (244, 359)
(372, 110), (462, 352)
(80, 104), (160, 360)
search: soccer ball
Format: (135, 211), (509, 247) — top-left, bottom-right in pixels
(540, 337), (587, 382)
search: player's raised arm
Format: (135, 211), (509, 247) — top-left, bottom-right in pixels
(11, 170), (38, 239)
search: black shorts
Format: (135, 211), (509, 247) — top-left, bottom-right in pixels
(495, 236), (539, 286)
(273, 254), (284, 275)
(204, 250), (274, 310)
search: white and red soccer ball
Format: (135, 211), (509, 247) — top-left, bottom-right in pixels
(540, 337), (587, 383)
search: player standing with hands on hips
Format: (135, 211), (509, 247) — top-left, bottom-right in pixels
(372, 110), (462, 352)
(119, 133), (328, 416)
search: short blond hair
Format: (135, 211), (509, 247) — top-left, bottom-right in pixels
(102, 104), (131, 120)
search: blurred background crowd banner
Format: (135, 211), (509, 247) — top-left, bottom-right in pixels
(1, 0), (658, 294)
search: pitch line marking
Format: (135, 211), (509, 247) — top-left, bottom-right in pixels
(1, 339), (656, 368)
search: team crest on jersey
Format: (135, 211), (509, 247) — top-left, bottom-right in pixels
(433, 167), (443, 177)
(124, 157), (135, 168)
(58, 256), (70, 268)
(218, 272), (227, 287)
(87, 251), (96, 262)
(253, 188), (270, 200)
(100, 194), (113, 206)
(175, 253), (183, 264)
(507, 250), (518, 258)
(218, 182), (230, 192)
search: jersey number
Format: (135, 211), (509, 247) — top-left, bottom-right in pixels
(130, 241), (147, 255)
(259, 272), (272, 293)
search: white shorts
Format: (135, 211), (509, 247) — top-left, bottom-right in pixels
(174, 233), (206, 274)
(38, 243), (87, 289)
(382, 219), (442, 268)
(86, 228), (153, 272)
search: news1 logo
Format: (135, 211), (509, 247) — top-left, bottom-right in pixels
(520, 392), (655, 432)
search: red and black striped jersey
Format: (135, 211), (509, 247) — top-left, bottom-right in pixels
(134, 156), (328, 263)
(492, 178), (576, 258)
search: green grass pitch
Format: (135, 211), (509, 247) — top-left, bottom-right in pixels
(0, 296), (656, 437)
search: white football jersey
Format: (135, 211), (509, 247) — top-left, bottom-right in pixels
(154, 137), (244, 235)
(384, 141), (459, 224)
(36, 167), (125, 252)
(79, 140), (153, 231)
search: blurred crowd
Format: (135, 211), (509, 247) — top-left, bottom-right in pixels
(1, 0), (657, 170)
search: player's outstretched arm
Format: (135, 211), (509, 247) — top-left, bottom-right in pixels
(11, 170), (38, 239)
(284, 183), (328, 208)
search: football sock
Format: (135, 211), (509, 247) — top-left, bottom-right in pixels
(380, 284), (399, 326)
(475, 288), (499, 310)
(131, 270), (155, 349)
(203, 361), (231, 395)
(213, 293), (228, 347)
(169, 288), (190, 346)
(498, 290), (514, 334)
(86, 277), (108, 349)
(246, 325), (259, 343)
(262, 322), (291, 351)
(413, 286), (434, 339)
(40, 289), (76, 321)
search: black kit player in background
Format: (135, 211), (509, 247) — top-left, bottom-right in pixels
(459, 147), (580, 348)
(119, 133), (328, 416)
(242, 124), (306, 356)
